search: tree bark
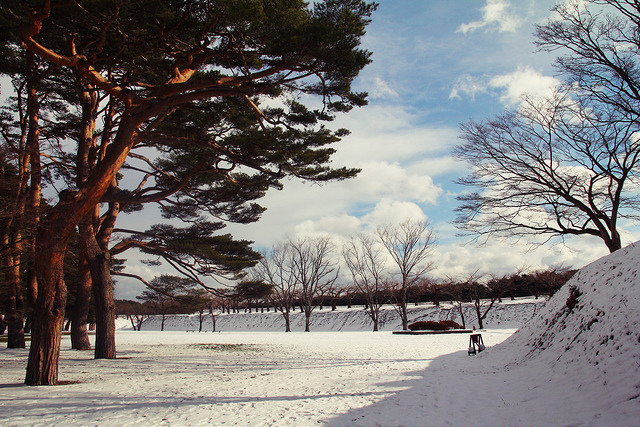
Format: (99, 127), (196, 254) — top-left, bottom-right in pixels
(2, 251), (26, 348)
(25, 242), (67, 385)
(401, 280), (409, 330)
(70, 253), (92, 350)
(90, 243), (117, 359)
(304, 308), (311, 332)
(283, 307), (291, 333)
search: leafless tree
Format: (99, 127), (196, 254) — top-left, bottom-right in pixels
(467, 276), (497, 330)
(289, 236), (339, 332)
(455, 89), (640, 253)
(377, 220), (437, 330)
(254, 243), (298, 332)
(456, 0), (640, 254)
(536, 0), (640, 119)
(343, 233), (387, 331)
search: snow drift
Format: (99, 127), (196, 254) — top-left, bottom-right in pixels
(329, 241), (640, 426)
(494, 240), (640, 422)
(503, 240), (640, 382)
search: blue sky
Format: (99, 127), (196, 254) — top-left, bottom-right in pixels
(115, 0), (639, 299)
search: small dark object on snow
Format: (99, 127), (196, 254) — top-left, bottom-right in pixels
(468, 333), (485, 356)
(408, 320), (463, 331)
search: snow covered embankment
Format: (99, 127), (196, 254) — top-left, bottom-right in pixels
(129, 298), (544, 332)
(498, 241), (640, 420)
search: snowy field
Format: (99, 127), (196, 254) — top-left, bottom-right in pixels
(1, 329), (516, 426)
(1, 241), (640, 426)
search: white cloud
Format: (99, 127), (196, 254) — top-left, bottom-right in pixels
(449, 75), (488, 100)
(489, 66), (560, 105)
(347, 161), (443, 205)
(449, 68), (559, 106)
(458, 0), (522, 34)
(361, 199), (428, 229)
(293, 215), (363, 240)
(370, 77), (399, 99)
(331, 104), (458, 165)
(430, 235), (610, 282)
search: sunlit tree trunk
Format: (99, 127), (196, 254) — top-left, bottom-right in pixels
(25, 236), (68, 385)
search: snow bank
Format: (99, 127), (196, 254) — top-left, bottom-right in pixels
(494, 240), (640, 420)
(130, 298), (544, 333)
(328, 241), (640, 426)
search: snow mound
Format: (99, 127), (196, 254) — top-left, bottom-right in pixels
(499, 240), (640, 411)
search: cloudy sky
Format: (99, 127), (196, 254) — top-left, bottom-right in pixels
(115, 0), (639, 299)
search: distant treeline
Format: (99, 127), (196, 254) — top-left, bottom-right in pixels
(113, 268), (576, 324)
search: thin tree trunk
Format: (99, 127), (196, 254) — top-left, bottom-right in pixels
(401, 282), (409, 330)
(304, 306), (311, 332)
(71, 252), (92, 350)
(283, 307), (291, 333)
(91, 248), (116, 358)
(3, 251), (26, 348)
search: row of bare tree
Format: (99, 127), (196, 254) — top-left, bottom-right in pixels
(111, 265), (574, 332)
(106, 220), (562, 333)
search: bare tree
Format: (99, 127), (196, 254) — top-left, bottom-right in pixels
(116, 300), (145, 331)
(377, 220), (437, 330)
(467, 277), (497, 330)
(455, 89), (640, 253)
(255, 243), (298, 332)
(536, 0), (640, 120)
(343, 233), (387, 331)
(322, 283), (343, 311)
(289, 236), (339, 332)
(456, 0), (640, 254)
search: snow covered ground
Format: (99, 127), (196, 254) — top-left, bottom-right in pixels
(1, 241), (639, 426)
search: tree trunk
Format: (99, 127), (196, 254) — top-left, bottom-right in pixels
(90, 244), (116, 359)
(25, 100), (139, 384)
(79, 215), (116, 359)
(283, 307), (291, 333)
(304, 307), (311, 332)
(401, 282), (409, 330)
(3, 253), (26, 348)
(25, 246), (67, 386)
(456, 303), (466, 329)
(210, 314), (217, 332)
(475, 305), (484, 330)
(71, 253), (92, 350)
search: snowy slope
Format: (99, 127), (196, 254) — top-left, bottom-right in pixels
(328, 241), (640, 426)
(130, 298), (544, 332)
(493, 240), (640, 421)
